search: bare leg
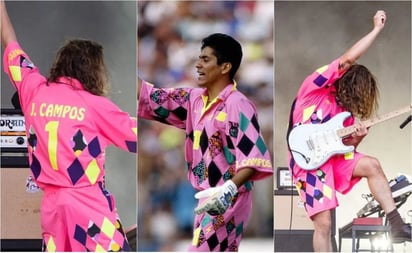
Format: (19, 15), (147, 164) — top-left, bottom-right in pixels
(352, 155), (411, 243)
(352, 156), (395, 213)
(312, 210), (332, 252)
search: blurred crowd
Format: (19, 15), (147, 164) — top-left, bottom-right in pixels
(137, 1), (274, 251)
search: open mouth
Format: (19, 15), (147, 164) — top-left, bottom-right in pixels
(197, 72), (205, 80)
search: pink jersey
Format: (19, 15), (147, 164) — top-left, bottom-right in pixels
(139, 80), (273, 191)
(3, 41), (137, 189)
(294, 59), (349, 126)
(288, 58), (363, 217)
(139, 80), (273, 251)
(289, 58), (354, 169)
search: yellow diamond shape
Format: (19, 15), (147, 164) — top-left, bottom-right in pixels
(47, 236), (56, 252)
(9, 66), (22, 82)
(101, 217), (116, 238)
(95, 244), (106, 252)
(323, 184), (332, 199)
(215, 111), (227, 122)
(316, 64), (328, 74)
(193, 130), (201, 150)
(303, 105), (316, 122)
(344, 151), (354, 160)
(85, 159), (100, 185)
(192, 227), (201, 246)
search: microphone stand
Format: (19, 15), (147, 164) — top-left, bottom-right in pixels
(400, 115), (412, 129)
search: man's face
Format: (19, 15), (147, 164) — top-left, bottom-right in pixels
(195, 46), (223, 88)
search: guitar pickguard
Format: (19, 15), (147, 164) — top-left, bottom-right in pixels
(288, 111), (354, 170)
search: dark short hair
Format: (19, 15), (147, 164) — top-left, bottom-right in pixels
(201, 33), (243, 80)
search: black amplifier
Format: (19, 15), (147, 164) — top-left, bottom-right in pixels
(1, 109), (28, 168)
(1, 109), (27, 152)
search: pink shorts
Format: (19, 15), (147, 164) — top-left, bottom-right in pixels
(40, 183), (130, 251)
(292, 152), (364, 218)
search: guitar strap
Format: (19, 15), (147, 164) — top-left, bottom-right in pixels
(286, 97), (297, 177)
(286, 97), (297, 151)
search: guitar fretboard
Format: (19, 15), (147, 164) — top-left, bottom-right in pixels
(337, 104), (412, 138)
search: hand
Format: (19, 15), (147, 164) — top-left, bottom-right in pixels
(344, 122), (368, 147)
(353, 122), (368, 137)
(194, 180), (238, 216)
(373, 10), (386, 31)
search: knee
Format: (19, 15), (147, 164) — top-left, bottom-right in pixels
(313, 212), (332, 235)
(368, 156), (381, 170)
(361, 156), (384, 175)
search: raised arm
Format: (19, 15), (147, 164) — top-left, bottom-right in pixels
(1, 0), (17, 49)
(339, 10), (386, 71)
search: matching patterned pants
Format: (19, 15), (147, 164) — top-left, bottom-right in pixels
(40, 182), (130, 252)
(188, 191), (252, 252)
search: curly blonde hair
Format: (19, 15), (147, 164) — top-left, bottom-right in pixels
(47, 39), (109, 96)
(334, 64), (379, 119)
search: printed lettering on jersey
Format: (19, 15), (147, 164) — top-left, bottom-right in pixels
(30, 102), (86, 121)
(237, 158), (272, 168)
(8, 48), (25, 63)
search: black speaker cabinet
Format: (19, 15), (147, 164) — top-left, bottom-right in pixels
(275, 230), (314, 252)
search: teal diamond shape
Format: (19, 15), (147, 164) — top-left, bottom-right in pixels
(154, 106), (170, 118)
(256, 136), (267, 155)
(239, 112), (250, 132)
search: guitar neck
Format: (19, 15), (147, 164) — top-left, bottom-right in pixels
(337, 104), (412, 138)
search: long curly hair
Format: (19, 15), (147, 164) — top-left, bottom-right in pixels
(47, 39), (109, 96)
(334, 64), (379, 119)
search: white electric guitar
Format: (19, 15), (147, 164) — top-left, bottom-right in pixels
(288, 104), (412, 170)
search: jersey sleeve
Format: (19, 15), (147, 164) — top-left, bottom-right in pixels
(226, 97), (273, 181)
(92, 98), (137, 153)
(2, 41), (45, 111)
(138, 80), (191, 129)
(297, 58), (345, 100)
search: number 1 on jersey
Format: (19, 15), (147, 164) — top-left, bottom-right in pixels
(45, 121), (59, 170)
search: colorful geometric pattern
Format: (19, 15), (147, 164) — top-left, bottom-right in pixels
(313, 65), (329, 87)
(140, 80), (273, 188)
(30, 154), (41, 179)
(8, 55), (33, 82)
(29, 132), (107, 186)
(73, 217), (130, 252)
(139, 80), (273, 251)
(288, 58), (356, 216)
(28, 125), (38, 152)
(43, 236), (57, 252)
(295, 169), (332, 208)
(3, 42), (137, 190)
(3, 42), (136, 253)
(191, 213), (243, 251)
(71, 130), (87, 156)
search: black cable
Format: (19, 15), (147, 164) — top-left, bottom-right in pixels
(285, 98), (298, 240)
(289, 187), (294, 232)
(290, 149), (311, 164)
